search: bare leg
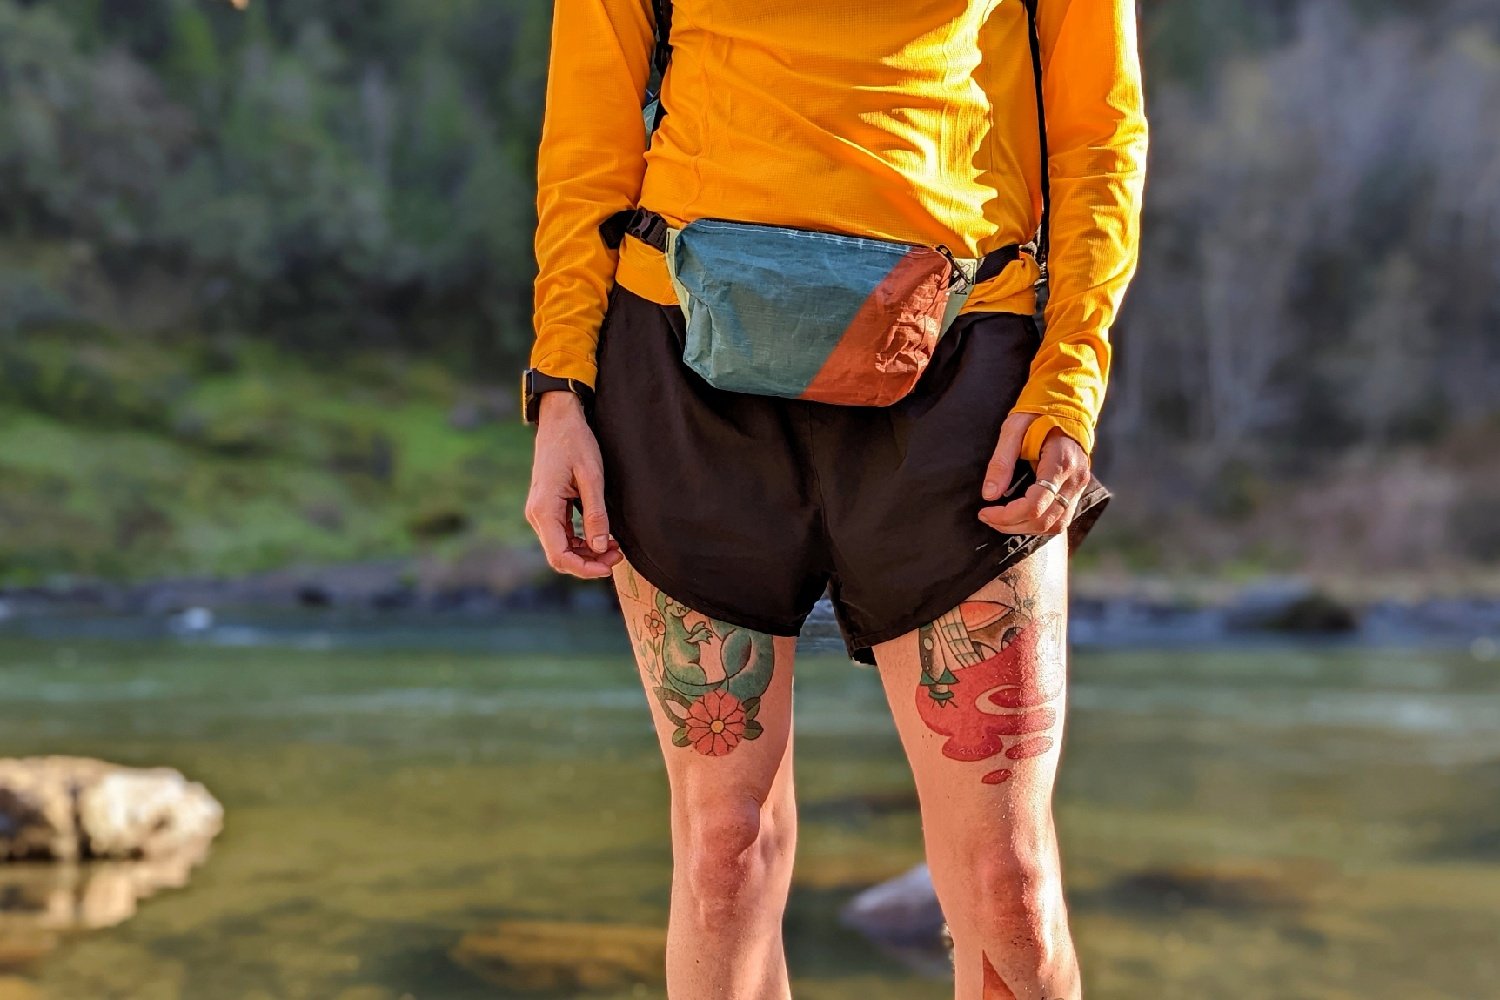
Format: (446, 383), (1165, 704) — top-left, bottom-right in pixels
(613, 560), (798, 1000)
(871, 538), (1080, 1000)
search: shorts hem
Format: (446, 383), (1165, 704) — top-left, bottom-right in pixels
(607, 523), (810, 640)
(840, 483), (1112, 665)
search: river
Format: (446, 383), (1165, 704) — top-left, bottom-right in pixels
(0, 611), (1496, 999)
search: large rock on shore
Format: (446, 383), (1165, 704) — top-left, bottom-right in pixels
(0, 757), (222, 863)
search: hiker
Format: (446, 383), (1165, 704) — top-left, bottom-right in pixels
(523, 0), (1147, 996)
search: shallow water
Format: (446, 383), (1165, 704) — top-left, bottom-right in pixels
(0, 618), (1497, 1000)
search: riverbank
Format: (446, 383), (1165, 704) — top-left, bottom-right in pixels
(4, 557), (1499, 654)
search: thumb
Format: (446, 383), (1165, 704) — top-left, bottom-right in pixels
(982, 414), (1035, 501)
(576, 460), (611, 553)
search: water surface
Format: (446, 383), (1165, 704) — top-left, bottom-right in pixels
(0, 619), (1496, 999)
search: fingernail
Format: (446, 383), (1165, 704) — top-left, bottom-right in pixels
(591, 535), (608, 552)
(982, 481), (998, 500)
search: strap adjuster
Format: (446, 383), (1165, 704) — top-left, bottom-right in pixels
(625, 209), (671, 252)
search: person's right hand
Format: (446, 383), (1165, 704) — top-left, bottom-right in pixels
(524, 392), (623, 579)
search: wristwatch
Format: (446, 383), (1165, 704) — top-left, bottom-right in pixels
(521, 368), (594, 425)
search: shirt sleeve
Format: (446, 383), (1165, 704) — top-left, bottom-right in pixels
(530, 0), (656, 386)
(1011, 0), (1149, 461)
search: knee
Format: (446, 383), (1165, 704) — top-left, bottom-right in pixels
(965, 844), (1066, 950)
(678, 796), (791, 923)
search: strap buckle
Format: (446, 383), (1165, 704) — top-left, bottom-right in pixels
(625, 209), (671, 252)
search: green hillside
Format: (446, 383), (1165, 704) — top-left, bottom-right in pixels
(0, 330), (534, 583)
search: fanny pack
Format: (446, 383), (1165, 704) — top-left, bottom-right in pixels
(620, 210), (1022, 406)
(600, 0), (1050, 408)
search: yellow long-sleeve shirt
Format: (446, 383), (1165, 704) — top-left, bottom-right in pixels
(532, 0), (1147, 459)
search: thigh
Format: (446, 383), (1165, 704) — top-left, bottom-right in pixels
(870, 536), (1069, 834)
(613, 559), (797, 799)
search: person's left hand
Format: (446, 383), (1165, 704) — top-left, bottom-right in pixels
(977, 413), (1091, 536)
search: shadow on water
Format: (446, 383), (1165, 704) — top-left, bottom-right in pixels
(0, 611), (1497, 999)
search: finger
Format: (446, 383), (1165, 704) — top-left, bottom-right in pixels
(981, 417), (1030, 501)
(1054, 474), (1093, 529)
(531, 493), (616, 577)
(548, 535), (621, 579)
(1035, 442), (1091, 533)
(1032, 477), (1081, 535)
(1005, 441), (1075, 516)
(1048, 489), (1082, 533)
(530, 494), (578, 568)
(1032, 488), (1076, 535)
(980, 464), (1082, 534)
(979, 483), (1061, 534)
(557, 536), (623, 578)
(576, 461), (611, 554)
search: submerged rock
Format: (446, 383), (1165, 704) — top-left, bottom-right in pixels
(839, 863), (944, 947)
(0, 976), (41, 1000)
(331, 987), (398, 1000)
(0, 757), (222, 862)
(451, 920), (666, 993)
(838, 864), (954, 976)
(1102, 859), (1330, 914)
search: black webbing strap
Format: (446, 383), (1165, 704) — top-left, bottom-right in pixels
(619, 209), (1022, 284)
(973, 243), (1023, 285)
(650, 0), (673, 81)
(599, 211), (632, 250)
(645, 0), (673, 134)
(625, 209), (671, 252)
(601, 208), (669, 253)
(600, 0), (674, 250)
(1021, 0), (1050, 275)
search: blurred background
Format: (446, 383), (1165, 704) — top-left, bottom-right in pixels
(0, 1), (1497, 998)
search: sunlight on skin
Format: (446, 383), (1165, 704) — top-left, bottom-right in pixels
(873, 538), (1081, 1000)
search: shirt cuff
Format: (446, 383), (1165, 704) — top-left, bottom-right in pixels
(1015, 411), (1096, 463)
(529, 348), (599, 389)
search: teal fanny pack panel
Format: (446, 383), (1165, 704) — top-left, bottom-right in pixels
(662, 218), (976, 407)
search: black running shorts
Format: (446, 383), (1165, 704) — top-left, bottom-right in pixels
(586, 287), (1111, 665)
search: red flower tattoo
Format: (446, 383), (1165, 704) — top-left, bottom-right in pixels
(644, 609), (666, 637)
(683, 689), (748, 756)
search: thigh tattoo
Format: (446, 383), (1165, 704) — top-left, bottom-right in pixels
(618, 566), (776, 758)
(914, 565), (1065, 785)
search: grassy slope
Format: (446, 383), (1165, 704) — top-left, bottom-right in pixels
(4, 328), (1495, 596)
(0, 329), (536, 585)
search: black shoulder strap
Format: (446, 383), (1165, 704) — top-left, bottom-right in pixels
(646, 0), (673, 133)
(1021, 0), (1050, 275)
(651, 0), (673, 81)
(602, 0), (675, 249)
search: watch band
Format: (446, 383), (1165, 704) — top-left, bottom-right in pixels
(521, 368), (594, 425)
